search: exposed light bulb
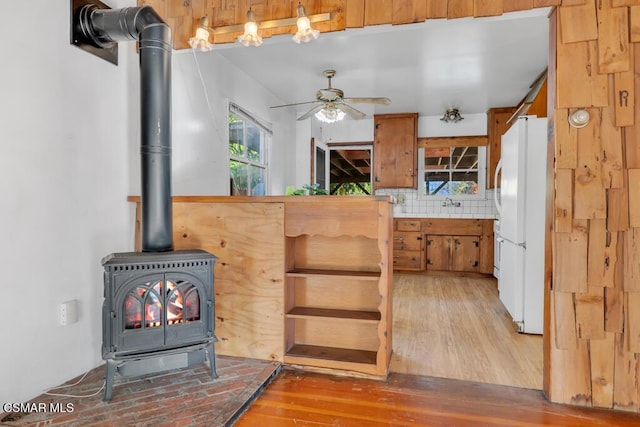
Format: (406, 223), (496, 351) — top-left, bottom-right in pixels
(292, 4), (319, 44)
(238, 9), (262, 47)
(189, 17), (213, 52)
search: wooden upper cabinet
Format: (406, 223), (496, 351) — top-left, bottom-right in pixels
(373, 113), (418, 190)
(486, 107), (517, 189)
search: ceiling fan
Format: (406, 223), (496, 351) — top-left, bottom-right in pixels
(270, 69), (391, 121)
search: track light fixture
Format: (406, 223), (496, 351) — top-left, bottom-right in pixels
(188, 4), (330, 50)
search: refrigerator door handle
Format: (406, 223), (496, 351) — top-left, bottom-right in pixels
(494, 159), (503, 216)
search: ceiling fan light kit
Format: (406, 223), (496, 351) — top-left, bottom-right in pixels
(270, 69), (391, 123)
(440, 108), (464, 123)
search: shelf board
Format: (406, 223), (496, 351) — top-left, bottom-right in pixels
(286, 307), (381, 322)
(285, 344), (378, 366)
(286, 268), (380, 280)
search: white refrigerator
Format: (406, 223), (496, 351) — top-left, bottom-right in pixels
(494, 116), (547, 334)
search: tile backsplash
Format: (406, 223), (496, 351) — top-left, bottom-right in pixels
(376, 188), (500, 219)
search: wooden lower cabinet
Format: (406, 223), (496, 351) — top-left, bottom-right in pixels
(284, 197), (393, 377)
(426, 235), (480, 273)
(393, 219), (424, 270)
(393, 218), (493, 275)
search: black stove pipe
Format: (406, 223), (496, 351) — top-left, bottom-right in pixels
(78, 6), (173, 252)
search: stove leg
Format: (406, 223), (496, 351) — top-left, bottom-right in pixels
(103, 359), (116, 402)
(206, 342), (218, 379)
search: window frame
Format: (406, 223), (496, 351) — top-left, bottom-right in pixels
(228, 102), (271, 196)
(417, 143), (487, 200)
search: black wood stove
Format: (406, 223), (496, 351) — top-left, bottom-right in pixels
(101, 250), (217, 401)
(72, 2), (218, 401)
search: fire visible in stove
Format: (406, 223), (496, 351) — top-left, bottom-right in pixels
(123, 280), (201, 329)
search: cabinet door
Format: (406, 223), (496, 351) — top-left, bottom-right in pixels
(373, 113), (418, 189)
(451, 236), (480, 272)
(426, 235), (450, 270)
(487, 107), (517, 189)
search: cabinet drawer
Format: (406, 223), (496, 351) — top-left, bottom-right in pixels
(393, 250), (422, 269)
(396, 220), (421, 232)
(393, 232), (423, 251)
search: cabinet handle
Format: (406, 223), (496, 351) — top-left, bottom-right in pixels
(394, 237), (404, 241)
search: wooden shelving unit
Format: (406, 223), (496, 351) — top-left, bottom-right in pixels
(283, 197), (393, 377)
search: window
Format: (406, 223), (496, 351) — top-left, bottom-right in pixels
(418, 145), (486, 198)
(228, 103), (271, 196)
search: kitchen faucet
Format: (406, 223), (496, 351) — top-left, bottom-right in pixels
(442, 197), (461, 207)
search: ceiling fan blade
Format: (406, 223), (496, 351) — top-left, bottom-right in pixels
(337, 103), (366, 120)
(297, 104), (325, 121)
(271, 100), (321, 109)
(343, 97), (391, 105)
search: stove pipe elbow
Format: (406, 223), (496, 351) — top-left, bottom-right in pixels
(78, 5), (174, 252)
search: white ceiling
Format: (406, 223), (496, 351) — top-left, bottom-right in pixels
(212, 8), (551, 119)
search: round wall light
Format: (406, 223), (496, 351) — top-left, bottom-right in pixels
(568, 109), (590, 128)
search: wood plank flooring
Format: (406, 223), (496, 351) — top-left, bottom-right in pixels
(390, 273), (543, 389)
(236, 368), (640, 426)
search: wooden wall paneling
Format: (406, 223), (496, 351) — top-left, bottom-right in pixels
(562, 0), (587, 5)
(140, 0), (168, 16)
(605, 283), (624, 333)
(534, 0), (562, 6)
(558, 0), (597, 43)
(575, 285), (606, 339)
(473, 0), (503, 17)
(587, 218), (607, 287)
(596, 0), (631, 74)
(600, 89), (625, 189)
(167, 0), (191, 17)
(306, 0), (346, 33)
(602, 229), (620, 288)
(553, 291), (578, 348)
(623, 227), (640, 291)
(345, 0), (365, 27)
(612, 0), (640, 7)
(503, 0), (534, 12)
(553, 220), (589, 292)
(264, 1), (294, 37)
(626, 43), (640, 167)
(614, 46), (636, 127)
(426, 0), (448, 18)
(364, 0), (393, 25)
(172, 16), (195, 50)
(631, 6), (640, 42)
(626, 292), (640, 352)
(629, 169), (640, 226)
(552, 336), (593, 405)
(574, 110), (607, 219)
(392, 0), (427, 24)
(607, 183), (630, 232)
(172, 202), (286, 362)
(613, 332), (639, 411)
(555, 109), (579, 168)
(191, 0), (206, 17)
(590, 331), (616, 408)
(555, 168), (574, 232)
(556, 38), (609, 108)
(447, 0), (474, 18)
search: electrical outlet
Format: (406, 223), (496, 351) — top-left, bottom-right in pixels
(60, 300), (78, 325)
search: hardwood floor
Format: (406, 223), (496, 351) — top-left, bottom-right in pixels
(236, 368), (640, 426)
(390, 273), (543, 389)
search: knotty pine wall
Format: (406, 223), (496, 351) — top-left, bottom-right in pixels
(136, 0), (640, 413)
